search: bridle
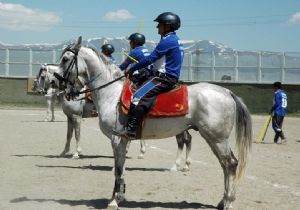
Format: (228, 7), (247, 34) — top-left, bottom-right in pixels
(55, 46), (125, 99)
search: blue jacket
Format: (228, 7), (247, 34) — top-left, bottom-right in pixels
(129, 32), (184, 79)
(272, 89), (287, 117)
(119, 46), (150, 70)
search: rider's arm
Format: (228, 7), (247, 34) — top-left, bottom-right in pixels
(119, 57), (132, 71)
(129, 40), (168, 72)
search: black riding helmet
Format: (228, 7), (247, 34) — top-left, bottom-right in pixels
(154, 12), (181, 31)
(101, 44), (115, 55)
(128, 33), (146, 46)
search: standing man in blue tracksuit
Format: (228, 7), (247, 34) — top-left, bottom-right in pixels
(270, 81), (288, 143)
(119, 32), (150, 85)
(114, 12), (184, 139)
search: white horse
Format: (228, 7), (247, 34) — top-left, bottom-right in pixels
(35, 63), (193, 168)
(32, 64), (61, 122)
(57, 37), (252, 210)
(33, 64), (97, 159)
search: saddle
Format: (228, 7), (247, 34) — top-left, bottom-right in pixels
(120, 79), (188, 117)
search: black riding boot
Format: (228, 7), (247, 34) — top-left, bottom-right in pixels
(113, 104), (144, 140)
(126, 105), (144, 139)
(274, 133), (280, 143)
(279, 132), (286, 139)
(279, 132), (287, 143)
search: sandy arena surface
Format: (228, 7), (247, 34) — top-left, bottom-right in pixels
(0, 108), (299, 210)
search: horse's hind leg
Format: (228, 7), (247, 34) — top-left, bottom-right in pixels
(138, 140), (146, 159)
(206, 139), (238, 210)
(183, 130), (192, 172)
(171, 130), (192, 172)
(108, 136), (129, 209)
(72, 116), (82, 159)
(171, 132), (185, 171)
(60, 117), (73, 156)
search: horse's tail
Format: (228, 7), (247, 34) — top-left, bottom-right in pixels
(231, 92), (252, 181)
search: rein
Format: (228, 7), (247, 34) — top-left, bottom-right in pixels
(76, 75), (125, 95)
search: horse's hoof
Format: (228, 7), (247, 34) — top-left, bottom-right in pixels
(59, 151), (69, 157)
(107, 200), (118, 210)
(72, 154), (80, 159)
(170, 165), (178, 171)
(137, 154), (144, 159)
(217, 200), (224, 210)
(181, 164), (190, 172)
(217, 199), (233, 210)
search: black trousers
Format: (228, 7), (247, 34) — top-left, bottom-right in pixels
(272, 113), (285, 141)
(131, 75), (178, 113)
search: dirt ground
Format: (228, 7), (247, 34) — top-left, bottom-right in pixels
(0, 108), (299, 210)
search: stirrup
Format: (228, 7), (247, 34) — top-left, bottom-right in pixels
(112, 127), (137, 140)
(112, 127), (127, 136)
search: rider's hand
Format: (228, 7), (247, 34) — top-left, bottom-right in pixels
(268, 109), (273, 115)
(124, 69), (132, 78)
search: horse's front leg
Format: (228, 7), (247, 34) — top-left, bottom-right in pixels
(44, 90), (55, 122)
(45, 97), (54, 121)
(60, 117), (73, 156)
(108, 136), (129, 210)
(72, 115), (82, 159)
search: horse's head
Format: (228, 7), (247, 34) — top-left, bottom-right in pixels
(56, 36), (89, 98)
(33, 64), (61, 94)
(32, 64), (49, 94)
(57, 36), (124, 99)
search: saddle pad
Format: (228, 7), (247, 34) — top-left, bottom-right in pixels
(120, 79), (188, 117)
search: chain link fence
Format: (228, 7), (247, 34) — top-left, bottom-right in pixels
(1, 48), (300, 84)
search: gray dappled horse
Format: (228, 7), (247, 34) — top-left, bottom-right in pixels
(57, 37), (252, 210)
(34, 64), (192, 167)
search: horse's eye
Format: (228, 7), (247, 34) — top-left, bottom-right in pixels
(62, 56), (69, 63)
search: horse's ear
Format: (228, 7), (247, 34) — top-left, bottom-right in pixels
(74, 36), (82, 51)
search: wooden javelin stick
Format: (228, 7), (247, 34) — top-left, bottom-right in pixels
(123, 51), (139, 63)
(137, 17), (144, 33)
(255, 115), (272, 144)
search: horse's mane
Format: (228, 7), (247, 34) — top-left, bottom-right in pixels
(81, 46), (123, 81)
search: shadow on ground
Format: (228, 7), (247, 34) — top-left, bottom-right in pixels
(10, 196), (217, 209)
(35, 164), (169, 172)
(13, 154), (115, 159)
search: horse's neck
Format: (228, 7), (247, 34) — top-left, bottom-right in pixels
(93, 80), (123, 114)
(82, 47), (124, 127)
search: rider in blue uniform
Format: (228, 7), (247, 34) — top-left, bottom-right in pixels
(119, 33), (150, 85)
(114, 12), (184, 139)
(270, 81), (287, 143)
(101, 44), (116, 63)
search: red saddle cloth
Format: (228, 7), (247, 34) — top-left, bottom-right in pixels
(120, 79), (188, 117)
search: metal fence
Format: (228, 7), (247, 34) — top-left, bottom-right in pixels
(1, 48), (300, 84)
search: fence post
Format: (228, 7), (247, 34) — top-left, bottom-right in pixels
(234, 51), (239, 82)
(258, 51), (262, 83)
(53, 49), (57, 64)
(212, 51), (216, 81)
(29, 49), (33, 77)
(5, 48), (9, 76)
(188, 53), (193, 81)
(281, 52), (285, 83)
